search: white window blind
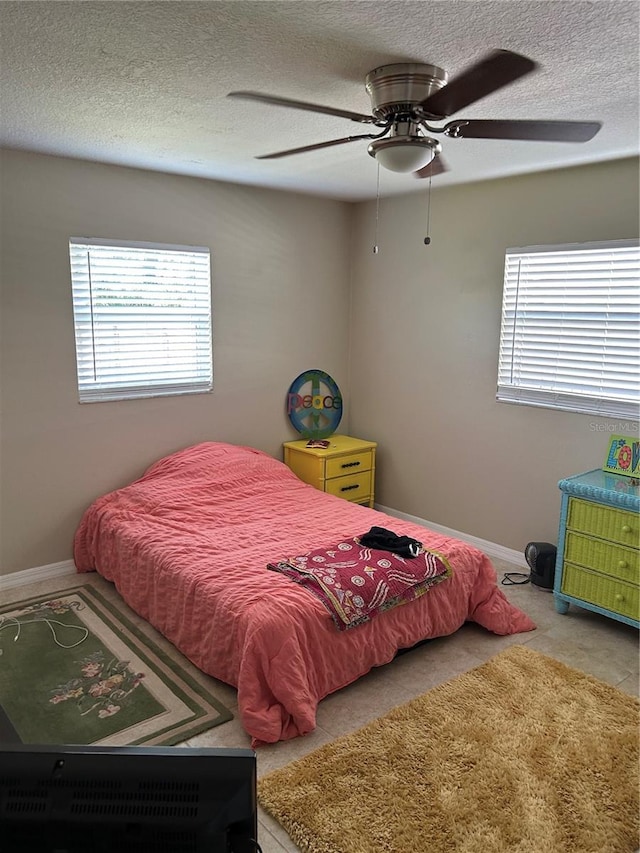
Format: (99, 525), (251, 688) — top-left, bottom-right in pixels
(497, 239), (640, 419)
(70, 238), (212, 403)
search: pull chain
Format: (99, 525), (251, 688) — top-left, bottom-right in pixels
(373, 163), (381, 254)
(424, 171), (432, 245)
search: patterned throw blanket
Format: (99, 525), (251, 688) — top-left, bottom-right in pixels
(268, 538), (451, 630)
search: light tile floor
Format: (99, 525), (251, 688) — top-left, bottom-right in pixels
(3, 559), (638, 853)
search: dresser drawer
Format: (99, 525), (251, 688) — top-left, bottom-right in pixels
(325, 470), (372, 502)
(325, 450), (372, 479)
(567, 498), (639, 547)
(561, 563), (640, 621)
(564, 531), (639, 583)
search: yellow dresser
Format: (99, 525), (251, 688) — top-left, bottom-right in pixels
(283, 435), (377, 507)
(554, 469), (639, 627)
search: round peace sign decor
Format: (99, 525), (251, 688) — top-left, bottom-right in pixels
(286, 369), (343, 439)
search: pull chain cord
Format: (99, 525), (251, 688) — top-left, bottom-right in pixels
(424, 171), (432, 245)
(373, 163), (381, 254)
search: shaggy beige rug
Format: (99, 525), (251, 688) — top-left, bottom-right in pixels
(258, 645), (639, 853)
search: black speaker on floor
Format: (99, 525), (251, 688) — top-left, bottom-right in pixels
(524, 542), (557, 589)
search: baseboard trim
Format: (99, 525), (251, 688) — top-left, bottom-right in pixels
(374, 504), (528, 569)
(0, 560), (77, 592)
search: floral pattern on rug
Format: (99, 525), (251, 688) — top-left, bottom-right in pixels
(0, 586), (233, 745)
(0, 597), (89, 650)
(23, 598), (82, 618)
(49, 651), (146, 720)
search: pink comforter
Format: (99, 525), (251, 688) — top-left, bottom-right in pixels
(74, 442), (535, 746)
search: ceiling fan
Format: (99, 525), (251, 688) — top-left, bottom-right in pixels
(228, 50), (601, 178)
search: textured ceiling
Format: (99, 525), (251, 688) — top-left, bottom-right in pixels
(1, 0), (638, 201)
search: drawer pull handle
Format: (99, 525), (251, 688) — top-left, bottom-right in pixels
(618, 560), (629, 569)
(341, 484), (360, 492)
(614, 593), (625, 603)
(621, 525), (631, 533)
(341, 461), (361, 469)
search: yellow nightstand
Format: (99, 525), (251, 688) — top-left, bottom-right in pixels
(283, 435), (377, 507)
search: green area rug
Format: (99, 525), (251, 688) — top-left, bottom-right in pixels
(0, 585), (233, 746)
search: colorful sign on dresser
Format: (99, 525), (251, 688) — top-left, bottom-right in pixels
(286, 369), (343, 439)
(602, 434), (640, 478)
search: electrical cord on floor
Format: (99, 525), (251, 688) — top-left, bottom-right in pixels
(501, 571), (531, 585)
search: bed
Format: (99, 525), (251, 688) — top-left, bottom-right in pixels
(74, 441), (536, 746)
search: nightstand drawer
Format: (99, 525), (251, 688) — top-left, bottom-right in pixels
(325, 470), (372, 502)
(567, 499), (639, 547)
(562, 563), (640, 621)
(564, 531), (639, 582)
(325, 451), (372, 479)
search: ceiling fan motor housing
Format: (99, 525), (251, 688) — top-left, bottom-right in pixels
(229, 50), (601, 169)
(365, 63), (449, 119)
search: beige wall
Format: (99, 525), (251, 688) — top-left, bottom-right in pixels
(349, 157), (639, 552)
(2, 152), (637, 575)
(0, 150), (352, 574)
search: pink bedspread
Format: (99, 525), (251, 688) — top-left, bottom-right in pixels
(74, 442), (535, 746)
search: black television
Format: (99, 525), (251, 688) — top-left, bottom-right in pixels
(0, 743), (259, 853)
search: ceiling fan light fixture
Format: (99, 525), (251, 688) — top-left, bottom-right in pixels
(368, 136), (441, 173)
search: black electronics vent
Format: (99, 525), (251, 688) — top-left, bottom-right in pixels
(0, 745), (258, 853)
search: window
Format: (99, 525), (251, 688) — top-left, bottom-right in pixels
(69, 238), (212, 403)
(497, 239), (640, 419)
